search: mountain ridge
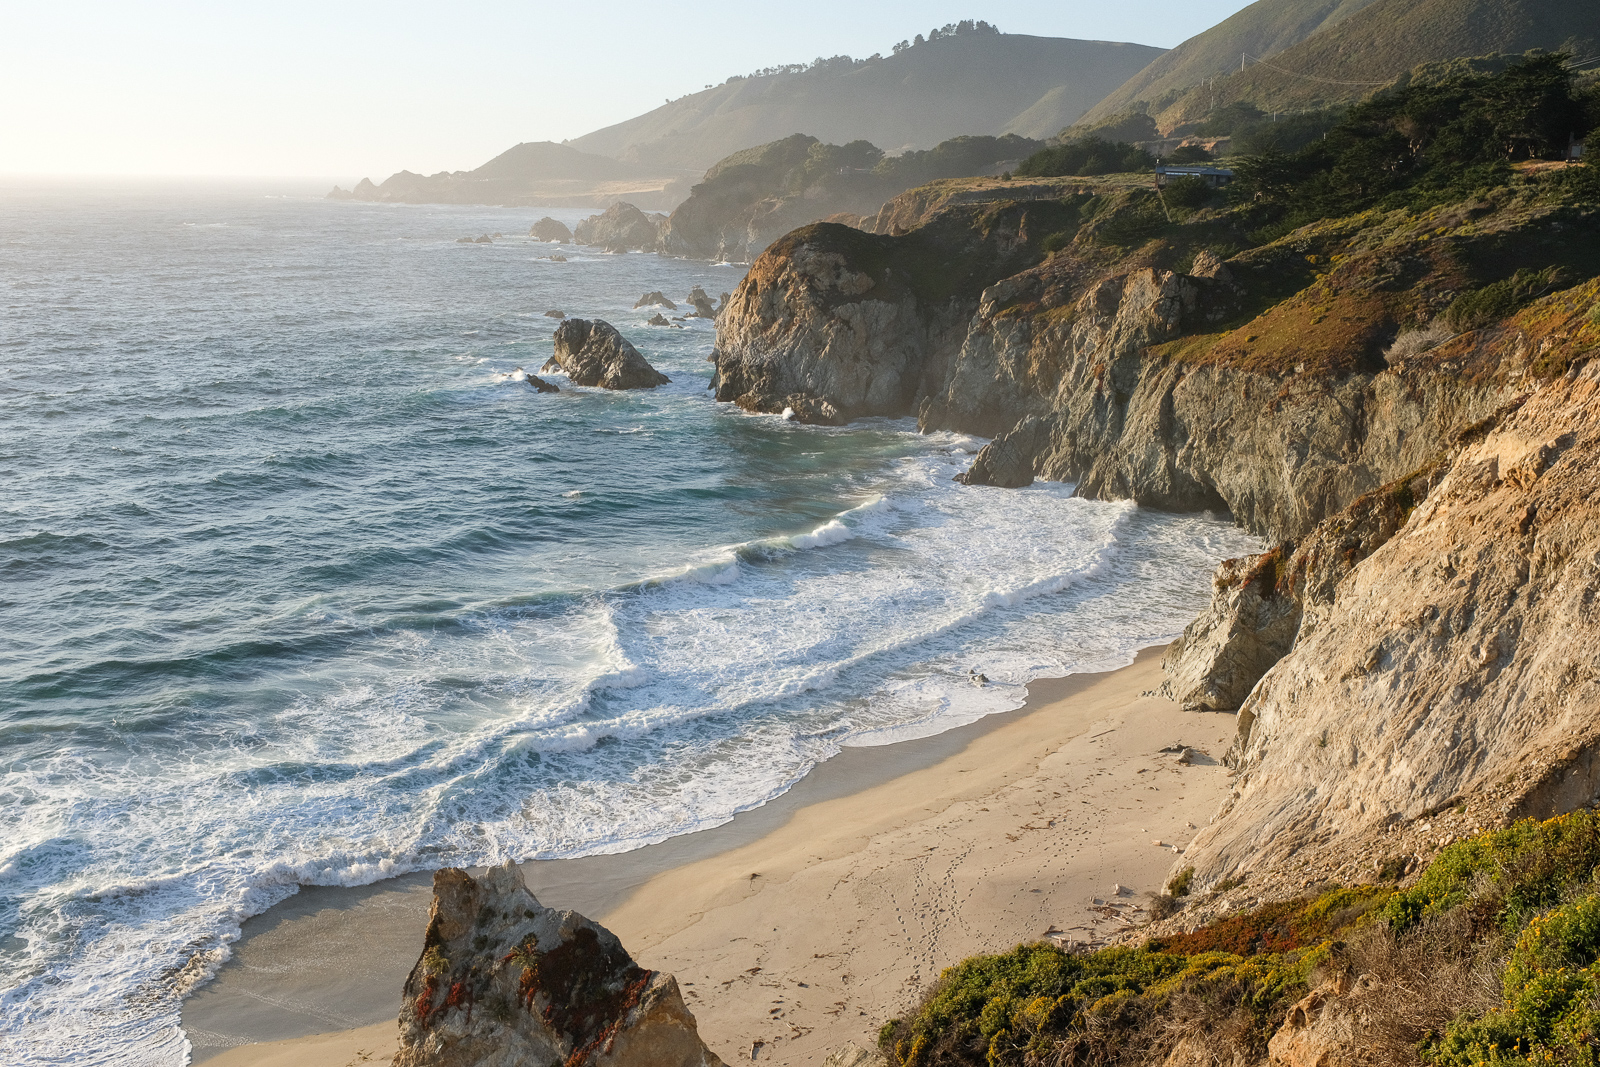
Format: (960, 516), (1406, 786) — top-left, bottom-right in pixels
(569, 30), (1163, 175)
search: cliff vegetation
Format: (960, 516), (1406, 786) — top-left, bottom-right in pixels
(879, 812), (1600, 1067)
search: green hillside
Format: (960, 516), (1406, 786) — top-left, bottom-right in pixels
(1155, 0), (1600, 130)
(569, 25), (1162, 174)
(1080, 0), (1384, 126)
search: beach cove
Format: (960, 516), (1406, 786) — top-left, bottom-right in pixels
(189, 649), (1239, 1067)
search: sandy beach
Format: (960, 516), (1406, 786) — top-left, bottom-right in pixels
(189, 649), (1239, 1067)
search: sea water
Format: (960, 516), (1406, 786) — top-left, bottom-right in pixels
(0, 180), (1258, 1064)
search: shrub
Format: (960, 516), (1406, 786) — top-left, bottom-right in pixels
(1384, 810), (1600, 935)
(1426, 892), (1600, 1065)
(1166, 144), (1214, 165)
(1385, 320), (1454, 361)
(1168, 867), (1196, 898)
(1015, 136), (1154, 178)
(1163, 175), (1216, 210)
(1444, 267), (1567, 332)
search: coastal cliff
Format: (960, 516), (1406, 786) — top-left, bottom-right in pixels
(708, 59), (1600, 914)
(715, 172), (1595, 539)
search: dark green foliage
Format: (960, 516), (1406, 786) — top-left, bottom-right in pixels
(875, 135), (1044, 187)
(1196, 102), (1266, 137)
(1228, 108), (1342, 158)
(1445, 266), (1569, 332)
(1166, 144), (1213, 165)
(1167, 867), (1196, 898)
(1071, 111), (1160, 144)
(1230, 55), (1595, 229)
(1163, 175), (1217, 210)
(1015, 136), (1154, 178)
(787, 139), (884, 192)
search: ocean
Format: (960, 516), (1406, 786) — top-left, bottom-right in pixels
(0, 180), (1258, 1065)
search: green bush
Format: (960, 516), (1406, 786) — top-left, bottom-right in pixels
(1230, 54), (1595, 229)
(1166, 144), (1213, 165)
(1163, 176), (1216, 210)
(1444, 267), (1567, 333)
(1385, 810), (1600, 935)
(1015, 136), (1154, 178)
(1426, 892), (1600, 1065)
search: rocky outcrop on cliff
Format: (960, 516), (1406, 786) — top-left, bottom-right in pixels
(543, 319), (670, 389)
(575, 203), (665, 253)
(711, 201), (1076, 421)
(532, 217), (574, 243)
(719, 175), (1596, 543)
(394, 863), (723, 1067)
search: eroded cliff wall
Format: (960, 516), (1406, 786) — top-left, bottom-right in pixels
(711, 172), (1600, 901)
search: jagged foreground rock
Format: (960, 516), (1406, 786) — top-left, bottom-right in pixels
(543, 320), (670, 390)
(394, 863), (724, 1067)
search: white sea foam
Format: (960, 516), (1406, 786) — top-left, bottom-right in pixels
(0, 199), (1263, 1067)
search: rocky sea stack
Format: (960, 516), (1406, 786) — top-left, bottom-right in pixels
(394, 863), (723, 1067)
(544, 319), (670, 390)
(574, 203), (667, 253)
(531, 217), (574, 243)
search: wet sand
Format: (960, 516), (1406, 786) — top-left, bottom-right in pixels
(188, 648), (1237, 1067)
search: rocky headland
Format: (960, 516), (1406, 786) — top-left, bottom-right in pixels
(710, 133), (1600, 904)
(703, 110), (1600, 1057)
(531, 217), (574, 243)
(573, 203), (669, 253)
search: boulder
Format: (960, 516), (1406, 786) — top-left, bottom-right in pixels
(957, 416), (1054, 488)
(686, 288), (717, 318)
(647, 313), (670, 326)
(543, 319), (670, 390)
(574, 203), (663, 253)
(394, 863), (723, 1067)
(635, 292), (677, 310)
(531, 217), (574, 243)
(546, 310), (567, 319)
(777, 393), (845, 426)
(527, 374), (560, 394)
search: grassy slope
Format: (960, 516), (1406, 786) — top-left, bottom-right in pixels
(1154, 0), (1600, 129)
(1080, 0), (1384, 126)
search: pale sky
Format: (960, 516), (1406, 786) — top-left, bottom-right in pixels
(0, 1), (1258, 179)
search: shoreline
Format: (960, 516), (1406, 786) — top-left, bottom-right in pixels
(187, 647), (1239, 1066)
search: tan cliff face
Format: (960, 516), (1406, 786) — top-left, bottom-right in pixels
(1179, 359), (1600, 891)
